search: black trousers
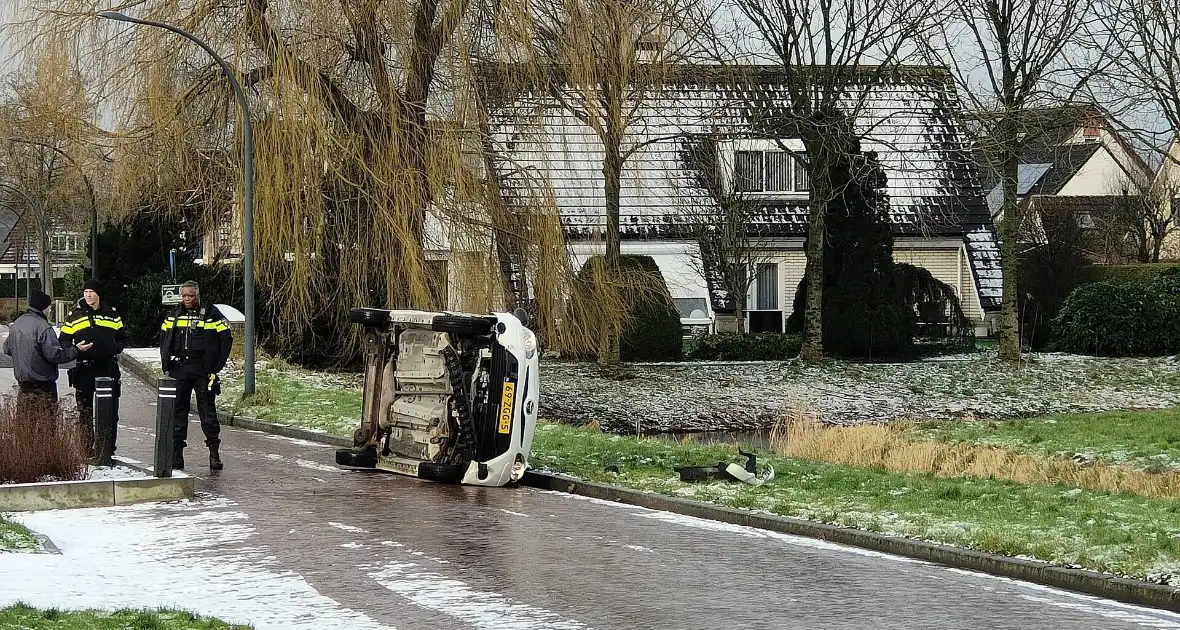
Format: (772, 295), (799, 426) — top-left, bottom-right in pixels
(72, 365), (121, 457)
(170, 362), (221, 450)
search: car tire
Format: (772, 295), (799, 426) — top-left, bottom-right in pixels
(417, 462), (468, 484)
(336, 445), (379, 468)
(350, 308), (391, 327)
(431, 314), (493, 336)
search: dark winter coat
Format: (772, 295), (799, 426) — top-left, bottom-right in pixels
(2, 309), (80, 383)
(159, 303), (233, 374)
(59, 299), (126, 368)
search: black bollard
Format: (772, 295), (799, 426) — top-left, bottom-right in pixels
(155, 377), (177, 478)
(93, 377), (116, 467)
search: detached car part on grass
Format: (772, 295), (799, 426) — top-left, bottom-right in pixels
(673, 449), (775, 486)
(334, 307), (540, 487)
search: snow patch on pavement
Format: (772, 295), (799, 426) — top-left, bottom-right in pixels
(367, 561), (587, 630)
(1, 501), (395, 630)
(329, 522), (369, 533)
(297, 459), (340, 472)
(86, 465), (149, 481)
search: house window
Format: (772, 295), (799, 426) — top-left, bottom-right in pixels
(754, 263), (779, 310)
(733, 149), (807, 193)
(673, 297), (709, 320)
(794, 159), (810, 191)
(217, 221), (232, 251)
(1076, 212), (1095, 229)
(51, 234), (81, 252)
(734, 151), (764, 192)
(1173, 197), (1180, 229)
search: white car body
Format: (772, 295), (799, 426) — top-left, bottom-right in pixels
(335, 308), (540, 487)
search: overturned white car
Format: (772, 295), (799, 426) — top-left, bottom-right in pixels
(335, 307), (540, 486)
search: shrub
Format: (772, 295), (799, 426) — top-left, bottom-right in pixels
(0, 395), (88, 485)
(1051, 281), (1180, 356)
(563, 255), (683, 362)
(688, 331), (802, 360)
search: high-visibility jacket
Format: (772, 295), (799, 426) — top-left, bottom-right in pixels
(59, 299), (126, 367)
(158, 303), (233, 374)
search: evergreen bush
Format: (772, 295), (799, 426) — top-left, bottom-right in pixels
(1051, 281), (1180, 356)
(687, 331), (802, 360)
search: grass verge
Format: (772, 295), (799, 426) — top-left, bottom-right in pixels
(0, 603), (251, 629)
(531, 422), (1180, 586)
(219, 360), (361, 438)
(0, 515), (38, 552)
(901, 409), (1180, 472)
(205, 362), (1180, 584)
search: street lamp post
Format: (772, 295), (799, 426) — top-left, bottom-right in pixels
(7, 137), (99, 278)
(97, 10), (257, 394)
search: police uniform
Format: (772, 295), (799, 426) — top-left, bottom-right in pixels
(159, 300), (233, 470)
(58, 280), (125, 457)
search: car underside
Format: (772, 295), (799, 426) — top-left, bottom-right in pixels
(334, 307), (540, 487)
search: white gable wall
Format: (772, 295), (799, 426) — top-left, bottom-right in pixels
(1056, 144), (1142, 196)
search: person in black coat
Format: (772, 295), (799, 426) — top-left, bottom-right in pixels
(59, 279), (126, 459)
(158, 280), (233, 471)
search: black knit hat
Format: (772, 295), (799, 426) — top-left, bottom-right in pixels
(83, 278), (101, 295)
(29, 289), (51, 311)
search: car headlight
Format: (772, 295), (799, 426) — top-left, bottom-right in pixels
(522, 329), (537, 359)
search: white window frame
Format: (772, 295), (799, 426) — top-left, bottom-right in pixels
(720, 139), (809, 198)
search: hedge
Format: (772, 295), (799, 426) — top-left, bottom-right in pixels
(688, 331), (802, 361)
(1079, 263), (1180, 287)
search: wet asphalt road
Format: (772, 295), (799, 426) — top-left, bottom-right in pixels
(4, 358), (1180, 628)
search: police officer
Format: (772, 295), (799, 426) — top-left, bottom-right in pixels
(59, 279), (125, 458)
(159, 280), (233, 471)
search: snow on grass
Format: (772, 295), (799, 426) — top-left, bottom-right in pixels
(0, 499), (395, 629)
(0, 515), (38, 552)
(531, 422), (1180, 586)
(0, 603), (252, 629)
(540, 351), (1180, 432)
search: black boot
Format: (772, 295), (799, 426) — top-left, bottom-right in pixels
(209, 444), (224, 471)
(173, 447), (185, 470)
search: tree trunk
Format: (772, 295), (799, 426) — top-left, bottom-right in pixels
(799, 152), (830, 363)
(597, 126), (624, 365)
(996, 138), (1022, 362)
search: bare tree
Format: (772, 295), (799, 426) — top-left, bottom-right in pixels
(521, 0), (709, 363)
(925, 0), (1102, 361)
(677, 134), (778, 329)
(1098, 176), (1180, 263)
(727, 0), (942, 361)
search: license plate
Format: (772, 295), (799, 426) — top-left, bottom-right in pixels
(498, 381), (516, 434)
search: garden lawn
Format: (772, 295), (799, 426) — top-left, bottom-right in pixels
(0, 515), (37, 552)
(530, 423), (1180, 586)
(903, 408), (1180, 472)
(219, 360), (362, 437)
(0, 603), (251, 629)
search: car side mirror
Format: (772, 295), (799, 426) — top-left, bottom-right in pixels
(512, 307), (530, 328)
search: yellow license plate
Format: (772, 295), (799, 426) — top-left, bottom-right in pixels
(498, 381), (516, 434)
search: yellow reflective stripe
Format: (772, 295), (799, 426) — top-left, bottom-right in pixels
(161, 320), (174, 331)
(204, 321), (229, 332)
(60, 321), (92, 334)
(95, 319), (122, 330)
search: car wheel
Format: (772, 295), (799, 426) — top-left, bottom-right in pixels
(417, 462), (468, 483)
(336, 445), (379, 468)
(431, 314), (494, 336)
(350, 308), (391, 327)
